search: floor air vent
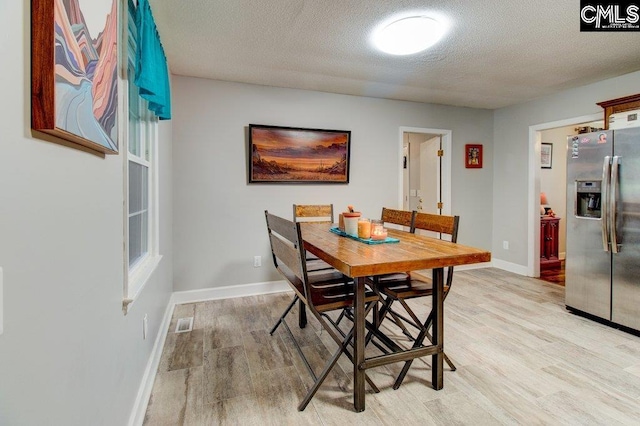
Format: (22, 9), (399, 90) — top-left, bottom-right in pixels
(175, 317), (194, 333)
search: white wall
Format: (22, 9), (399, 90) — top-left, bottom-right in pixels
(0, 3), (173, 424)
(172, 76), (494, 291)
(493, 70), (640, 268)
(408, 135), (422, 210)
(420, 136), (440, 214)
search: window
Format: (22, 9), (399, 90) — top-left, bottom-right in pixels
(123, 0), (161, 312)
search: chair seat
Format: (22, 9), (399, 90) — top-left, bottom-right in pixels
(279, 265), (378, 312)
(306, 257), (334, 272)
(373, 272), (450, 300)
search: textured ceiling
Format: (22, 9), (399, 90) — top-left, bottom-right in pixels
(149, 0), (640, 109)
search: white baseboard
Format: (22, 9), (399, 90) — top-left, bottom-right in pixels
(455, 262), (492, 271)
(170, 280), (291, 305)
(491, 258), (529, 276)
(128, 300), (175, 426)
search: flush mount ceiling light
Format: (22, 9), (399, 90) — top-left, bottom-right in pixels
(373, 16), (445, 55)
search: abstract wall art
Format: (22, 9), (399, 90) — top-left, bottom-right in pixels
(248, 124), (351, 184)
(32, 0), (119, 154)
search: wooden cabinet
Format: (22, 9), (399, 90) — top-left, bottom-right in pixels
(597, 93), (640, 129)
(540, 216), (561, 270)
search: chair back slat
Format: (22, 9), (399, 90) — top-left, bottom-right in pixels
(265, 210), (309, 297)
(293, 204), (334, 223)
(411, 212), (460, 288)
(267, 211), (300, 243)
(381, 207), (415, 228)
(412, 212), (459, 241)
(269, 233), (304, 279)
(266, 211), (305, 275)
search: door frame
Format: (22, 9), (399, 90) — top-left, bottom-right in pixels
(527, 113), (601, 277)
(398, 127), (452, 215)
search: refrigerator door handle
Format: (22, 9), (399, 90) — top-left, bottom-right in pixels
(602, 156), (611, 252)
(611, 156), (620, 253)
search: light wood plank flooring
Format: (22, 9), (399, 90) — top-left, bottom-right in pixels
(144, 268), (640, 425)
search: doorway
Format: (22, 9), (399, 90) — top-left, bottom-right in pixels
(399, 127), (452, 219)
(535, 119), (604, 286)
(527, 114), (602, 279)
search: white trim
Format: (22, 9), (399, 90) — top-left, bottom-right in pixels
(527, 113), (601, 277)
(455, 262), (492, 271)
(127, 299), (174, 426)
(123, 255), (163, 314)
(398, 126), (452, 215)
(170, 280), (291, 305)
(492, 258), (530, 276)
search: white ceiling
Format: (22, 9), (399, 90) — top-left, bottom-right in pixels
(149, 0), (640, 110)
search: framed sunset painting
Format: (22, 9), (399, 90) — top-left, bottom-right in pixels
(248, 124), (351, 184)
(31, 0), (119, 154)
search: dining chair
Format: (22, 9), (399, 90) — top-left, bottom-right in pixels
(265, 211), (380, 410)
(380, 207), (415, 229)
(293, 204), (334, 223)
(293, 204), (335, 272)
(292, 204), (337, 327)
(370, 211), (460, 389)
(335, 207), (416, 330)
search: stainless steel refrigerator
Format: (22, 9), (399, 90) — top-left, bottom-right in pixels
(566, 128), (640, 332)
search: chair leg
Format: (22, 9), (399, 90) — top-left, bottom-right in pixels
(392, 310), (456, 390)
(270, 295), (298, 335)
(321, 306), (381, 394)
(298, 328), (354, 411)
(298, 299), (307, 329)
(444, 352), (457, 371)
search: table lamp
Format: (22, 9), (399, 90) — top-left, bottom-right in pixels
(540, 192), (549, 215)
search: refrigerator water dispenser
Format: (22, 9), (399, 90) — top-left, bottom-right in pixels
(575, 180), (601, 218)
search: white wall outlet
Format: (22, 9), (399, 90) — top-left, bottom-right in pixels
(254, 256), (262, 267)
(143, 314), (148, 340)
(503, 241), (509, 250)
(0, 267), (3, 335)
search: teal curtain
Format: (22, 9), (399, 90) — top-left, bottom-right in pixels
(135, 0), (171, 120)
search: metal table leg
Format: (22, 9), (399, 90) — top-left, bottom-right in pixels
(432, 267), (444, 390)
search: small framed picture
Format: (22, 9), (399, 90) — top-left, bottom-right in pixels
(465, 144), (483, 169)
(541, 143), (553, 169)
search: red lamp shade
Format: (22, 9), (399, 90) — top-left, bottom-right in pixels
(540, 192), (549, 205)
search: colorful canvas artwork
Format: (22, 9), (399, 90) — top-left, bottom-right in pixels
(32, 0), (119, 154)
(248, 125), (351, 183)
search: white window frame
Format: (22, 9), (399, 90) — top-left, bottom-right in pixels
(121, 0), (162, 314)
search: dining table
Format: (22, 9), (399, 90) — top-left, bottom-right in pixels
(300, 221), (491, 412)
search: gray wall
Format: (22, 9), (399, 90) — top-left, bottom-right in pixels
(493, 70), (640, 267)
(172, 76), (494, 291)
(0, 2), (174, 424)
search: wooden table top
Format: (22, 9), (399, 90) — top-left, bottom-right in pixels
(301, 222), (491, 278)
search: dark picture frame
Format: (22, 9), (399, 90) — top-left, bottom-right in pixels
(248, 124), (351, 184)
(465, 144), (483, 169)
(31, 0), (119, 154)
(541, 143), (553, 169)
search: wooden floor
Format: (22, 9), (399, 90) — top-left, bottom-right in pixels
(539, 260), (565, 286)
(144, 268), (640, 425)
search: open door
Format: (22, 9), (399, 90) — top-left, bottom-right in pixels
(403, 131), (446, 214)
